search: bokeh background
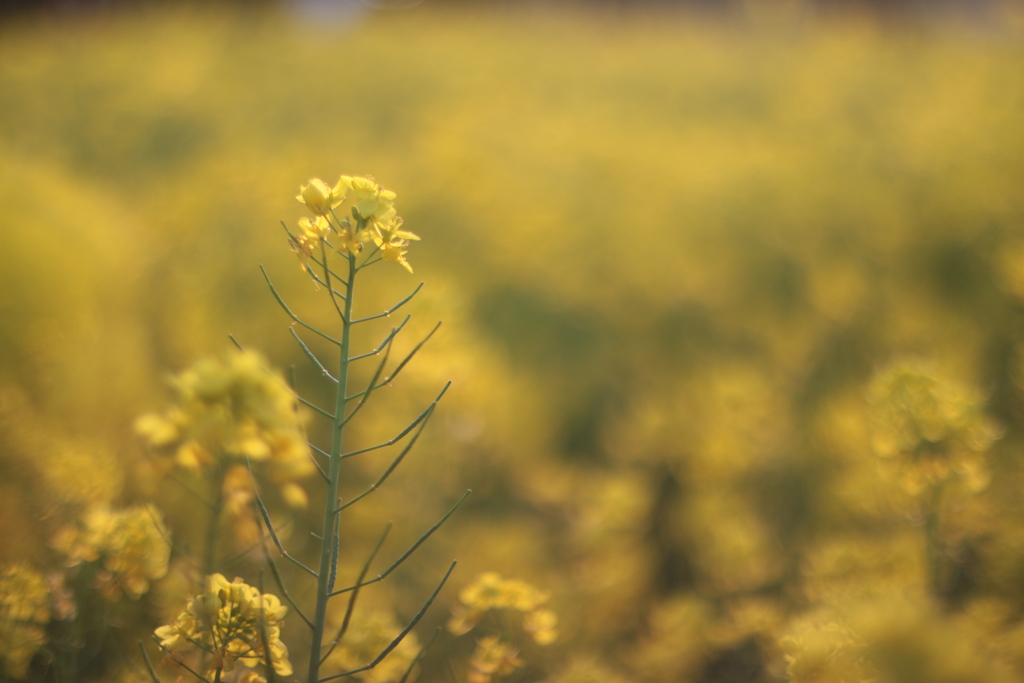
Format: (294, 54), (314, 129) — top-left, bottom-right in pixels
(3, 0), (1024, 681)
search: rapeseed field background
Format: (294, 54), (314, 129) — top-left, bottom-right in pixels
(2, 2), (1024, 681)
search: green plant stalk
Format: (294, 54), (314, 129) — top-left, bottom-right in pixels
(204, 463), (226, 577)
(308, 247), (358, 683)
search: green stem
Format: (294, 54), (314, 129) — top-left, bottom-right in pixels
(308, 249), (358, 682)
(203, 464), (226, 577)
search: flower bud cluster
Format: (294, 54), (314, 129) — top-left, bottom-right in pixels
(52, 504), (170, 601)
(135, 350), (314, 508)
(0, 565), (50, 680)
(155, 573), (292, 679)
(292, 175), (420, 273)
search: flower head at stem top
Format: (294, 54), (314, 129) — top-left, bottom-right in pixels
(293, 175), (420, 273)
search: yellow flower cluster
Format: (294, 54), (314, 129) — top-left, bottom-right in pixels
(323, 606), (420, 683)
(293, 175), (419, 273)
(135, 350), (314, 507)
(155, 573), (292, 679)
(0, 565), (50, 680)
(448, 572), (558, 645)
(53, 505), (170, 601)
(868, 360), (1000, 495)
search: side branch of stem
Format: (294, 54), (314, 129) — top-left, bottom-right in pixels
(318, 561), (457, 683)
(330, 490), (469, 597)
(340, 382), (450, 460)
(351, 283), (424, 324)
(261, 265), (342, 346)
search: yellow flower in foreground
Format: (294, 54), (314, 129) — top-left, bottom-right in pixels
(297, 177), (345, 216)
(156, 573), (292, 678)
(340, 175), (397, 223)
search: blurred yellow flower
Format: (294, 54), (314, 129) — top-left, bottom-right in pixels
(135, 350), (315, 508)
(523, 608), (558, 645)
(467, 637), (525, 683)
(450, 572), (558, 645)
(868, 360), (1000, 495)
(53, 505), (170, 601)
(0, 565), (50, 680)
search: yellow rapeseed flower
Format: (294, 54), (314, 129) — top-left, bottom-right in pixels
(156, 573), (292, 678)
(382, 242), (413, 273)
(340, 175), (397, 223)
(297, 178), (346, 216)
(289, 215), (332, 272)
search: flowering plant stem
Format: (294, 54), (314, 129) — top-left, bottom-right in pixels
(236, 177), (466, 683)
(308, 246), (359, 682)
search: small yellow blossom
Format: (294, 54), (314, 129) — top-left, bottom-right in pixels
(377, 215), (420, 244)
(382, 242), (413, 273)
(297, 178), (346, 216)
(334, 218), (367, 256)
(523, 608), (559, 645)
(340, 175), (397, 224)
(290, 215), (333, 272)
(372, 216), (418, 273)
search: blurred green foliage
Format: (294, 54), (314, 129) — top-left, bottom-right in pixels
(2, 3), (1024, 682)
